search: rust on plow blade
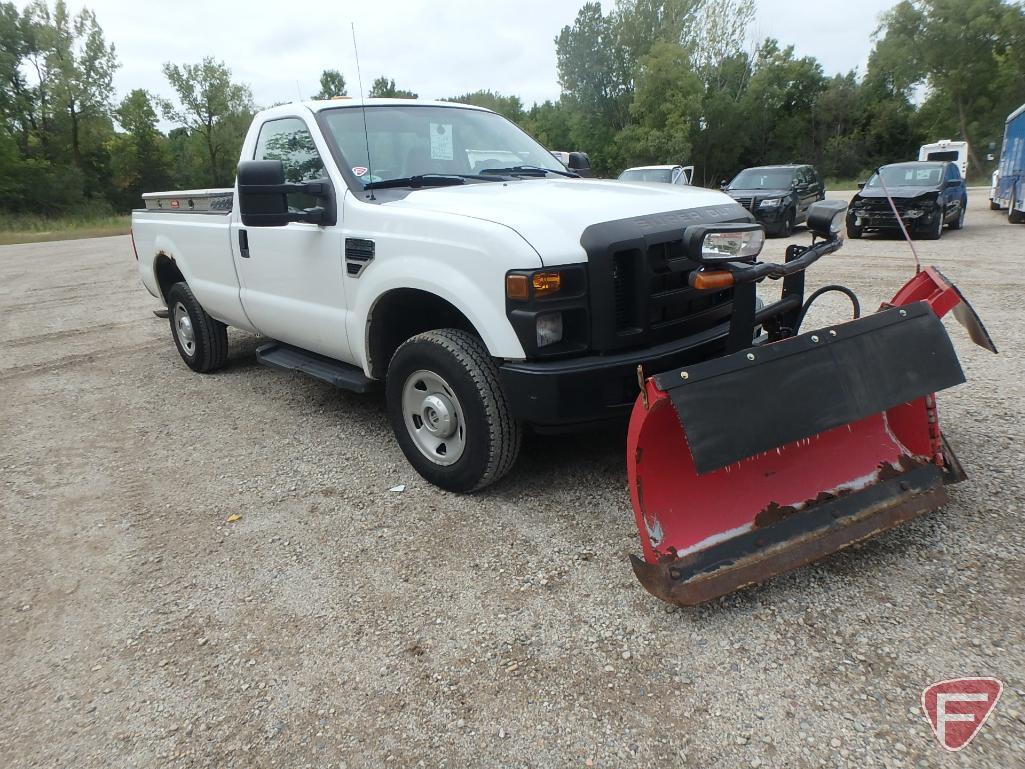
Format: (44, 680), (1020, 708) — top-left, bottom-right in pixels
(630, 462), (946, 606)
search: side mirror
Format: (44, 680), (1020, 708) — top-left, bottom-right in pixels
(237, 159), (336, 227)
(719, 180), (727, 190)
(857, 182), (865, 190)
(567, 152), (591, 177)
(806, 200), (848, 240)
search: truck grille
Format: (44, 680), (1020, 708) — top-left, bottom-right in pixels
(581, 204), (752, 353)
(732, 196), (755, 210)
(594, 237), (733, 351)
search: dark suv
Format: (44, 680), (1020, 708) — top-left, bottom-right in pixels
(722, 165), (826, 237)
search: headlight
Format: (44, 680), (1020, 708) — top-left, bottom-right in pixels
(758, 197), (782, 208)
(506, 270), (564, 300)
(535, 312), (563, 347)
(683, 223), (765, 264)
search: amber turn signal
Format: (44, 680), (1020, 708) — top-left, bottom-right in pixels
(506, 274), (530, 300)
(532, 271), (562, 297)
(691, 270), (735, 290)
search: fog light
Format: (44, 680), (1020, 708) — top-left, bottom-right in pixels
(536, 312), (563, 348)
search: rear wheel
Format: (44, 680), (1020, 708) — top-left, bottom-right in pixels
(989, 199), (1001, 211)
(1010, 190), (1025, 223)
(385, 329), (521, 492)
(166, 282), (228, 372)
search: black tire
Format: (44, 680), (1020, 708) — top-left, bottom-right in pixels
(846, 217), (863, 239)
(166, 281), (229, 373)
(989, 199), (1001, 211)
(950, 199), (966, 230)
(385, 329), (521, 492)
(776, 209), (795, 238)
(923, 209), (944, 240)
(1010, 191), (1025, 224)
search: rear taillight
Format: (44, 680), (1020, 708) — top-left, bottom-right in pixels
(130, 229), (138, 260)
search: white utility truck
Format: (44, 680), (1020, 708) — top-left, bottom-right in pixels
(132, 99), (838, 491)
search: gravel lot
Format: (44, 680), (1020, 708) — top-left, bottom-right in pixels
(2, 187), (1023, 768)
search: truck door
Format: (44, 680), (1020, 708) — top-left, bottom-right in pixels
(230, 116), (353, 363)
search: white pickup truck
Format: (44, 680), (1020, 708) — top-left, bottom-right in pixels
(133, 98), (826, 492)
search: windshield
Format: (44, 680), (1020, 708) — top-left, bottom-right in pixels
(866, 165), (943, 188)
(729, 169), (794, 189)
(319, 105), (564, 185)
(619, 168), (673, 184)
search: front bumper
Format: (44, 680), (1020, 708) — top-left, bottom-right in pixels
(499, 321), (729, 430)
(850, 207), (936, 231)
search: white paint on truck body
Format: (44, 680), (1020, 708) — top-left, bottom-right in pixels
(131, 99), (740, 377)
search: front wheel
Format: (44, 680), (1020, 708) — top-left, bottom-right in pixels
(776, 209), (795, 238)
(950, 200), (966, 230)
(385, 329), (521, 492)
(923, 209), (944, 240)
(846, 217), (863, 239)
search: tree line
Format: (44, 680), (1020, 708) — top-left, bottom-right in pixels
(2, 0), (1023, 218)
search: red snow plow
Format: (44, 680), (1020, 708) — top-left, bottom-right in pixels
(627, 201), (996, 607)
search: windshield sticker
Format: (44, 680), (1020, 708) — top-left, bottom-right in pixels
(430, 123), (453, 161)
(352, 166), (368, 177)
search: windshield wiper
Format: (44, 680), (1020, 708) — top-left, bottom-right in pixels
(478, 165), (580, 179)
(364, 173), (509, 190)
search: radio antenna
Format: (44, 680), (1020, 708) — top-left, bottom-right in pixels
(351, 23), (375, 200)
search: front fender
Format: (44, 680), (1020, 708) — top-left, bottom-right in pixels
(352, 258), (528, 375)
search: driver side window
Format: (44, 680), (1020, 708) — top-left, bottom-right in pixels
(254, 117), (325, 211)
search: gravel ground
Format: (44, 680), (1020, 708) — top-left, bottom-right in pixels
(1, 187), (1023, 768)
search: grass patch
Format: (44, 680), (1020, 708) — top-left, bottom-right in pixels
(0, 214), (130, 245)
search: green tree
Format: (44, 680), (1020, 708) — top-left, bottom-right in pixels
(443, 90), (524, 121)
(874, 0), (1023, 172)
(160, 57), (254, 186)
(367, 77), (417, 99)
(24, 0), (118, 169)
(110, 89), (172, 207)
(617, 41), (702, 166)
(521, 100), (574, 150)
(313, 68), (346, 99)
(742, 40), (826, 166)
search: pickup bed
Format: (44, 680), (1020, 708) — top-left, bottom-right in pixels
(132, 98), (820, 491)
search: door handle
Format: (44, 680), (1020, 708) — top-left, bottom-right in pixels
(239, 229), (250, 258)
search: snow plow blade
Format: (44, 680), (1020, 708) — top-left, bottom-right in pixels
(628, 267), (993, 607)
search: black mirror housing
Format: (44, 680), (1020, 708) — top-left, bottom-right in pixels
(857, 182), (865, 190)
(237, 159), (336, 227)
(806, 200), (849, 239)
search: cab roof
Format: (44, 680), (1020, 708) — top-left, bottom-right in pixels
(257, 98), (494, 119)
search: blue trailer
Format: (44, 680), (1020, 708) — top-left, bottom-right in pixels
(993, 103), (1025, 223)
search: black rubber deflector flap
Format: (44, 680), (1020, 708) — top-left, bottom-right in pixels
(654, 302), (965, 474)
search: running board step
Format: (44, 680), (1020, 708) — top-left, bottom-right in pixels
(255, 342), (375, 393)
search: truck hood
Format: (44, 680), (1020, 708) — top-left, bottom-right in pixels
(854, 186), (940, 201)
(380, 178), (744, 265)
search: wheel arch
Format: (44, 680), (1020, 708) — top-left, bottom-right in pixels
(153, 251), (186, 304)
(366, 288), (483, 379)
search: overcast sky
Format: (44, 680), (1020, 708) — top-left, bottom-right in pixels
(33, 0), (899, 109)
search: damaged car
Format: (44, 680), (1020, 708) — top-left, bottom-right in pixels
(847, 161), (966, 240)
